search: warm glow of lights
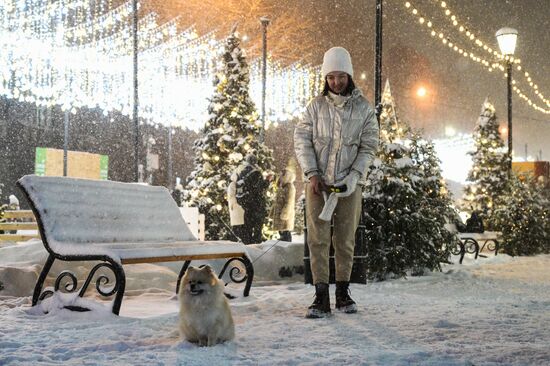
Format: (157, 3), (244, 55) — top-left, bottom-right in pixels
(416, 86), (427, 98)
(403, 0), (550, 113)
(0, 1), (323, 129)
(445, 126), (456, 137)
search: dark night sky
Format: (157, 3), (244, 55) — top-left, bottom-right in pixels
(298, 0), (549, 159)
(164, 0), (549, 158)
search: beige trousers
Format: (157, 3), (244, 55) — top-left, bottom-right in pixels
(305, 184), (362, 284)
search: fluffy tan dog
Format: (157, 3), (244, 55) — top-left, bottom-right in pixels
(178, 265), (235, 346)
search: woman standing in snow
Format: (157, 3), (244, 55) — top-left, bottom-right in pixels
(269, 167), (296, 242)
(294, 47), (379, 318)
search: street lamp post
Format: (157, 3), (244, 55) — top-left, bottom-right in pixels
(132, 0), (140, 182)
(63, 110), (69, 176)
(374, 0), (383, 125)
(167, 123), (173, 191)
(496, 27), (518, 172)
(260, 16), (270, 143)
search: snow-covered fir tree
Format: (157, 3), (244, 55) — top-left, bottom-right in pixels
(184, 28), (274, 240)
(408, 132), (456, 268)
(379, 79), (408, 143)
(462, 98), (509, 226)
(363, 80), (453, 280)
(491, 174), (550, 256)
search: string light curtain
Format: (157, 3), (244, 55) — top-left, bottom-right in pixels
(0, 0), (322, 130)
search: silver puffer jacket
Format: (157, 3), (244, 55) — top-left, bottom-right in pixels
(294, 88), (379, 185)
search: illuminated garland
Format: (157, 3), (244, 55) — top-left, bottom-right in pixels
(430, 0), (549, 109)
(0, 0), (322, 130)
(404, 1), (549, 114)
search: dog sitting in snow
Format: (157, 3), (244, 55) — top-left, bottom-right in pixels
(178, 265), (235, 346)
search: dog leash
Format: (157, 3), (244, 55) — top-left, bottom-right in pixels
(212, 199), (329, 266)
(213, 211), (283, 265)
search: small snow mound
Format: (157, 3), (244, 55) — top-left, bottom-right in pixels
(27, 292), (113, 319)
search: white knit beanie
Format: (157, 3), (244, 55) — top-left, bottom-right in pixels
(321, 47), (353, 78)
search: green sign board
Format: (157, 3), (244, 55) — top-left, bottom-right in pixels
(99, 155), (109, 180)
(35, 147), (47, 176)
(34, 147), (109, 179)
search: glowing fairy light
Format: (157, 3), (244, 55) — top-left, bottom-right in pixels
(402, 1), (549, 114)
(0, 0), (323, 130)
(429, 0), (549, 108)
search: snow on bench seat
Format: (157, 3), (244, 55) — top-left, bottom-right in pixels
(17, 175), (254, 315)
(445, 223), (501, 264)
(457, 231), (500, 241)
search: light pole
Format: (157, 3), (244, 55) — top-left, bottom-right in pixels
(132, 0), (140, 182)
(260, 16), (270, 143)
(496, 27), (518, 172)
(63, 110), (69, 176)
(167, 123), (173, 190)
(374, 0), (383, 125)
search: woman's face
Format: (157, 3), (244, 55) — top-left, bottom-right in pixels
(326, 71), (349, 94)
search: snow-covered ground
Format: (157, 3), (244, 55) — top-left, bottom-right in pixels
(1, 239), (550, 365)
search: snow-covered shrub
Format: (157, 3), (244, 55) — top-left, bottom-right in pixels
(492, 174), (550, 256)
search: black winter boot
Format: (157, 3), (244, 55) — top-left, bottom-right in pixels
(306, 283), (331, 318)
(335, 281), (357, 313)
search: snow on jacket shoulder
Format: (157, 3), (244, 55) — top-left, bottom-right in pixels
(294, 88), (379, 185)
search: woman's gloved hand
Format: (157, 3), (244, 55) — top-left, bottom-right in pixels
(335, 171), (361, 198)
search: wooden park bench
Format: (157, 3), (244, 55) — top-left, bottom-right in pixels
(446, 224), (501, 264)
(0, 210), (40, 242)
(17, 175), (254, 315)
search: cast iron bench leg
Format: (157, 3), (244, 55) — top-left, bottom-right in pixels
(241, 255), (254, 297)
(110, 259), (126, 315)
(32, 254), (55, 306)
(459, 242), (466, 264)
(175, 257), (254, 297)
(176, 260), (192, 295)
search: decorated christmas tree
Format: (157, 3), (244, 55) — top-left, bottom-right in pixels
(363, 80), (453, 280)
(378, 79), (409, 143)
(184, 28), (274, 240)
(492, 174), (550, 255)
(408, 132), (456, 269)
(462, 98), (509, 226)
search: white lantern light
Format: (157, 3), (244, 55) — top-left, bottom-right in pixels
(495, 27), (518, 56)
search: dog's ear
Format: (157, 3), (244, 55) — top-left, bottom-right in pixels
(200, 265), (213, 273)
(210, 276), (218, 287)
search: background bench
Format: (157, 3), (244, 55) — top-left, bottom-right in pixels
(446, 224), (501, 264)
(0, 210), (40, 242)
(17, 175), (254, 315)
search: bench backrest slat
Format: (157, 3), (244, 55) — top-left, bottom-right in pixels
(18, 175), (196, 252)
